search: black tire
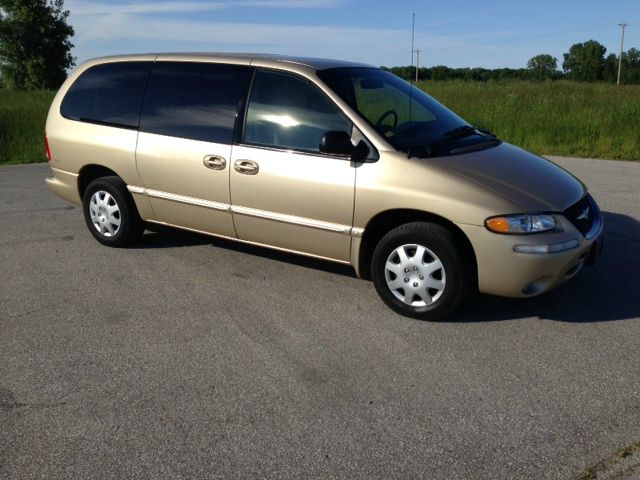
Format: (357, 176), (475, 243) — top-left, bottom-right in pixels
(82, 176), (143, 247)
(371, 222), (472, 321)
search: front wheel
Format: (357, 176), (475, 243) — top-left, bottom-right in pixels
(371, 222), (472, 321)
(82, 176), (143, 247)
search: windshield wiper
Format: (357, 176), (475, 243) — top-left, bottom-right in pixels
(406, 146), (430, 158)
(476, 127), (496, 137)
(406, 126), (498, 158)
(444, 125), (497, 139)
(443, 125), (480, 139)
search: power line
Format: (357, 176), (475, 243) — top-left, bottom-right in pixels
(410, 12), (415, 67)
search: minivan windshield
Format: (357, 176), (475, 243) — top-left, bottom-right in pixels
(318, 67), (500, 157)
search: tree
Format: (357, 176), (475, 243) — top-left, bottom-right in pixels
(562, 40), (606, 82)
(601, 48), (640, 84)
(431, 65), (450, 81)
(527, 54), (558, 80)
(603, 53), (618, 83)
(624, 47), (640, 84)
(0, 0), (74, 89)
(627, 47), (640, 66)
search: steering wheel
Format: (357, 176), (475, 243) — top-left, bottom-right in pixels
(375, 109), (398, 135)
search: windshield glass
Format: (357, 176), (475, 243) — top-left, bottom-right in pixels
(318, 67), (499, 157)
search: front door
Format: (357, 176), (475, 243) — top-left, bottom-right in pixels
(230, 69), (357, 262)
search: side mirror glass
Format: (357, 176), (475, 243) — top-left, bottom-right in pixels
(319, 131), (370, 161)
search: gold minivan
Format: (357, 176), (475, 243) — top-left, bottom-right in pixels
(45, 53), (604, 320)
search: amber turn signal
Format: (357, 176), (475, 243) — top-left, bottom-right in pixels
(485, 214), (556, 234)
(485, 217), (510, 233)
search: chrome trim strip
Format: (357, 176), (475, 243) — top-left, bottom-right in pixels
(235, 142), (352, 161)
(231, 205), (352, 235)
(127, 186), (229, 212)
(350, 227), (364, 238)
(127, 185), (365, 237)
(49, 167), (79, 178)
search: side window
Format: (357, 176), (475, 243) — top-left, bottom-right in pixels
(244, 70), (351, 153)
(140, 62), (252, 144)
(60, 61), (151, 128)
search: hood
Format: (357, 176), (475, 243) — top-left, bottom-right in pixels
(431, 142), (586, 212)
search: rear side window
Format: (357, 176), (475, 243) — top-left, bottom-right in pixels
(60, 61), (151, 129)
(140, 62), (253, 144)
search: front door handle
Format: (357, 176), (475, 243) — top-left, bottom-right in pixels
(203, 155), (226, 170)
(234, 160), (259, 175)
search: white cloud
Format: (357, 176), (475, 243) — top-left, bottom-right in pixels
(67, 0), (343, 16)
(65, 0), (532, 68)
(69, 2), (225, 15)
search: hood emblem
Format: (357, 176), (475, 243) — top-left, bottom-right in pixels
(576, 206), (590, 221)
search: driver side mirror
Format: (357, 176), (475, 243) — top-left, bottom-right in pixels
(319, 131), (370, 161)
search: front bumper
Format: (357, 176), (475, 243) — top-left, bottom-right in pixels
(458, 208), (604, 298)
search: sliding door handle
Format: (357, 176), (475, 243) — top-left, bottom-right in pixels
(203, 155), (226, 170)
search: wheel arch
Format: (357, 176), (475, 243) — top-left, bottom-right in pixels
(357, 209), (478, 286)
(77, 164), (121, 198)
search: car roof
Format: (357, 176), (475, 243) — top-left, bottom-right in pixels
(86, 52), (375, 71)
(246, 53), (374, 70)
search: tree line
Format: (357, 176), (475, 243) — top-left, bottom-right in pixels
(385, 39), (640, 84)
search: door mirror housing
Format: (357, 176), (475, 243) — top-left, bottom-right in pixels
(320, 131), (370, 161)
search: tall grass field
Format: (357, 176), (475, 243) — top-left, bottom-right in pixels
(1, 90), (55, 165)
(423, 81), (640, 161)
(0, 81), (639, 165)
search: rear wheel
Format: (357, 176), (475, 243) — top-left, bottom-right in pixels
(371, 222), (472, 320)
(82, 176), (143, 247)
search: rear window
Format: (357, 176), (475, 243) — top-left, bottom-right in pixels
(139, 62), (253, 144)
(60, 61), (151, 129)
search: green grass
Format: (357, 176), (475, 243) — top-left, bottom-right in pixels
(0, 81), (639, 165)
(0, 89), (55, 165)
(421, 80), (640, 160)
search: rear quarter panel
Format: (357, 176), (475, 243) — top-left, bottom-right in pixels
(45, 55), (158, 198)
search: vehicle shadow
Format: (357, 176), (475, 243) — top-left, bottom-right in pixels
(450, 211), (640, 323)
(135, 211), (639, 323)
(136, 224), (357, 278)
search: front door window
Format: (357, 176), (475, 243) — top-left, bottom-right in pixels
(244, 70), (351, 153)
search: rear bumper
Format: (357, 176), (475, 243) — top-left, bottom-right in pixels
(45, 167), (81, 206)
(459, 214), (604, 298)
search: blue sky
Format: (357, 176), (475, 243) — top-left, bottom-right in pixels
(66, 0), (639, 68)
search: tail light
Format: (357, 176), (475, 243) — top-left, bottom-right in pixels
(44, 132), (52, 162)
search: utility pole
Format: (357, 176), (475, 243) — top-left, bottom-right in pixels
(410, 13), (420, 82)
(411, 12), (416, 81)
(617, 22), (628, 86)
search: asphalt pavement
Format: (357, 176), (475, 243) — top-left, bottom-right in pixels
(1, 157), (639, 479)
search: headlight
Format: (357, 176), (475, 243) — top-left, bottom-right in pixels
(485, 214), (556, 234)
